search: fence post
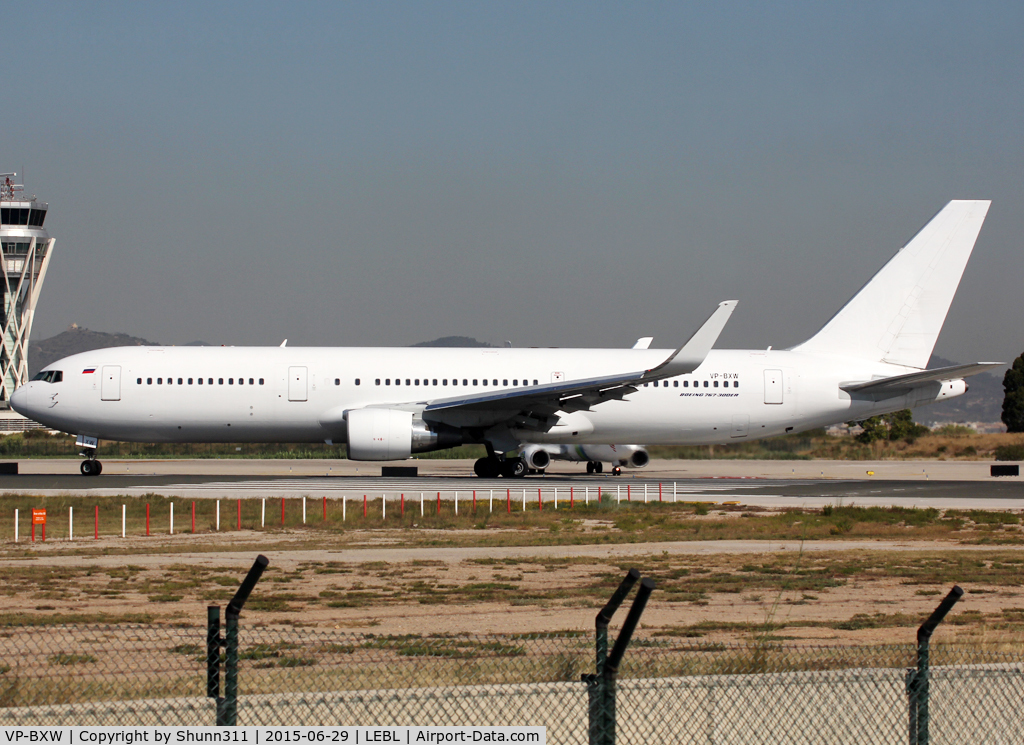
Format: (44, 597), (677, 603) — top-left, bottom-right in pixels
(584, 569), (650, 745)
(211, 554), (269, 726)
(907, 585), (963, 745)
(13, 509), (17, 543)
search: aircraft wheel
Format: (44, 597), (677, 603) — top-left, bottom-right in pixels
(474, 458), (501, 478)
(586, 461), (595, 474)
(80, 460), (99, 476)
(501, 458), (527, 478)
(95, 460), (103, 475)
(612, 466), (622, 476)
(596, 462), (604, 474)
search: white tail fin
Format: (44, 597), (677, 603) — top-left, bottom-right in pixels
(793, 200), (991, 369)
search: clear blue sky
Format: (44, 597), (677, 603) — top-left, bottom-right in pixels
(3, 2), (1022, 364)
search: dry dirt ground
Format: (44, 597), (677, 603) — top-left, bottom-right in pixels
(3, 524), (1023, 647)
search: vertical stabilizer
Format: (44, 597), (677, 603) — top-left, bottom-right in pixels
(792, 200), (990, 369)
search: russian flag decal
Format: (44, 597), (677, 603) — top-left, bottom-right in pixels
(82, 368), (96, 374)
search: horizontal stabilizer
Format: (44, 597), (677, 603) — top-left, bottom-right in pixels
(841, 362), (1003, 394)
(643, 300), (737, 379)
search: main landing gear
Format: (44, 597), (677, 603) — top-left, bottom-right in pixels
(586, 461), (603, 474)
(473, 456), (527, 478)
(80, 458), (103, 476)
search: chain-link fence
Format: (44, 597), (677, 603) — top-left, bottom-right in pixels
(1, 625), (1022, 742)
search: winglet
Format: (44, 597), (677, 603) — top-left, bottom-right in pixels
(644, 300), (737, 378)
(280, 339), (288, 348)
(632, 337), (653, 350)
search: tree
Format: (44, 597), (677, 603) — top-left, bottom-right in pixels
(1002, 352), (1024, 432)
(854, 409), (930, 443)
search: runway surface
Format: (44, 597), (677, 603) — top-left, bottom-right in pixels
(0, 458), (1020, 509)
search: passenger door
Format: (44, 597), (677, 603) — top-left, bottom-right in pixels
(288, 366), (308, 402)
(764, 369), (784, 404)
(100, 366), (121, 401)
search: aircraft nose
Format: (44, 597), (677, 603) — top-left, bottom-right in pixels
(9, 385), (30, 415)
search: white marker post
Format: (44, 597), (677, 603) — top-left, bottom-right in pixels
(343, 496), (347, 522)
(489, 489), (493, 513)
(382, 494), (386, 520)
(14, 509), (18, 542)
(69, 506), (73, 541)
(261, 498), (266, 528)
(522, 489), (526, 511)
(617, 486), (621, 505)
(170, 503), (174, 535)
(554, 488), (558, 510)
(673, 482), (677, 503)
(303, 496), (307, 524)
(420, 493), (424, 517)
(122, 505), (126, 538)
(455, 492), (458, 515)
(586, 487), (589, 506)
(216, 501), (220, 531)
(644, 484), (648, 504)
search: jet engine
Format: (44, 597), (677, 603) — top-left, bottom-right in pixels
(517, 443), (649, 471)
(520, 444), (552, 471)
(345, 408), (462, 460)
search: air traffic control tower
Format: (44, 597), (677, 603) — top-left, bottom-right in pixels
(0, 174), (54, 406)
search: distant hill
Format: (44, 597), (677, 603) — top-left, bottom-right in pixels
(919, 355), (1005, 427)
(29, 326), (158, 376)
(412, 336), (492, 348)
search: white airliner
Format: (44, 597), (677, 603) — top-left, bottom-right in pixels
(11, 200), (1000, 477)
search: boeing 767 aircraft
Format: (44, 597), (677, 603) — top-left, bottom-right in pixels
(11, 200), (1000, 477)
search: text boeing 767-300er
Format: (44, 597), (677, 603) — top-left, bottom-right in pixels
(10, 200), (1001, 477)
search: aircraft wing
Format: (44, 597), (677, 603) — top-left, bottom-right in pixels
(840, 362), (1003, 394)
(419, 301), (736, 428)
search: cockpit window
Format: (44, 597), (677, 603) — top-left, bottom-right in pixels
(32, 370), (62, 383)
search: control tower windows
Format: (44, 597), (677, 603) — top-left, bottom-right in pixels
(0, 208), (29, 225)
(28, 209), (46, 227)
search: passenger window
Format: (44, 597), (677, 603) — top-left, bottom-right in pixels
(483, 379), (488, 386)
(158, 378), (163, 385)
(137, 378), (142, 385)
(249, 378), (254, 385)
(415, 379), (420, 386)
(259, 378), (264, 385)
(463, 379), (468, 386)
(734, 381), (739, 389)
(355, 379), (360, 386)
(513, 379), (518, 386)
(219, 378), (224, 385)
(683, 381), (688, 388)
(673, 381), (678, 387)
(473, 379), (478, 386)
(443, 379), (448, 385)
(722, 381), (728, 388)
(178, 378), (183, 385)
(452, 379), (457, 386)
(714, 381), (719, 387)
(492, 379), (497, 386)
(395, 379), (401, 386)
(166, 378), (172, 385)
(188, 378), (193, 385)
(147, 378), (153, 385)
(643, 383), (648, 387)
(208, 378), (213, 385)
(375, 379), (381, 386)
(503, 379), (508, 386)
(432, 379), (437, 386)
(533, 380), (538, 386)
(229, 378), (234, 385)
(406, 379), (411, 386)
(703, 381), (708, 388)
(198, 378), (203, 385)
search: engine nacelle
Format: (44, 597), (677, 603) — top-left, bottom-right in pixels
(346, 409), (462, 461)
(520, 444), (551, 471)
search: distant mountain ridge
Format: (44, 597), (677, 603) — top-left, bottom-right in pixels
(29, 326), (158, 377)
(29, 329), (492, 376)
